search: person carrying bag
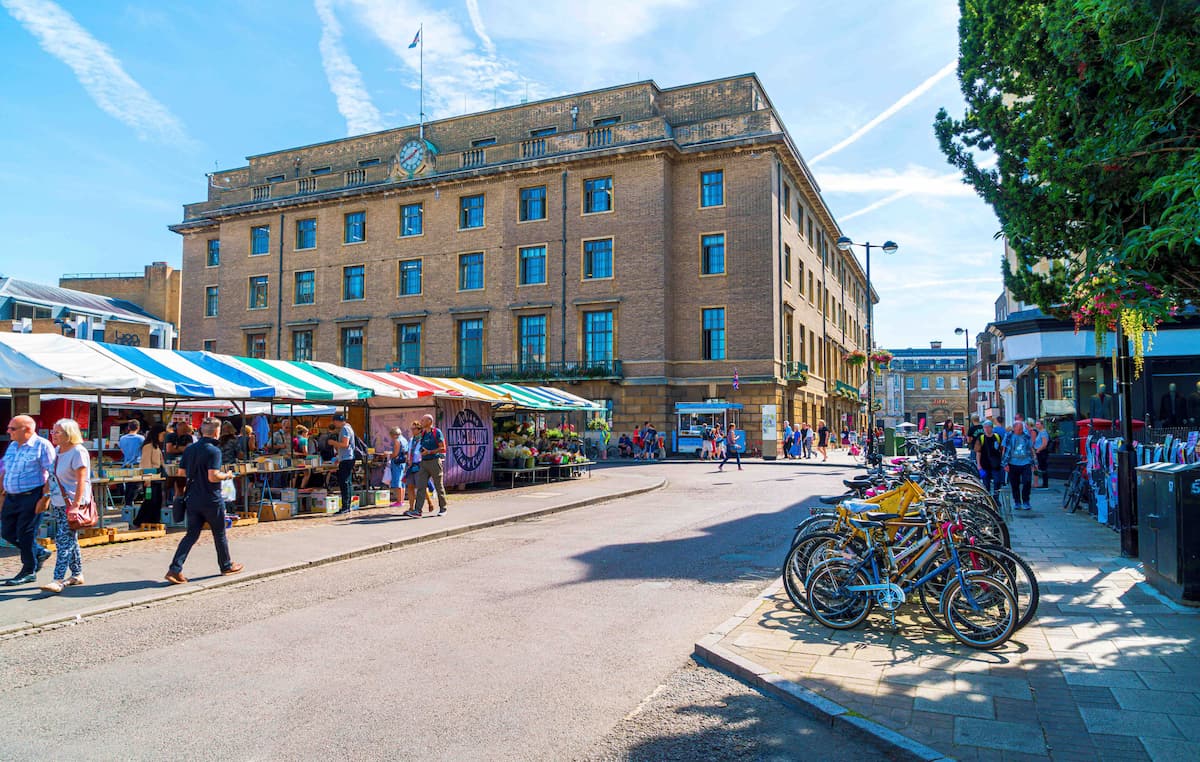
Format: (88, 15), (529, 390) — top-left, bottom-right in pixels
(39, 418), (95, 594)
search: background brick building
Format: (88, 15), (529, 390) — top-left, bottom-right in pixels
(877, 343), (978, 429)
(172, 75), (872, 450)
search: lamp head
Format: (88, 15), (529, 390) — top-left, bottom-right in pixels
(882, 241), (898, 254)
(836, 236), (853, 252)
(955, 327), (966, 336)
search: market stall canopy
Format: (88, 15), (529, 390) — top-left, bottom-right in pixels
(217, 356), (370, 402)
(306, 362), (430, 400)
(487, 382), (604, 411)
(427, 377), (515, 404)
(0, 333), (178, 396)
(94, 343), (277, 399)
(42, 394), (235, 413)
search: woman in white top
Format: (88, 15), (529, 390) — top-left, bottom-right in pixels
(40, 418), (91, 593)
(387, 425), (409, 507)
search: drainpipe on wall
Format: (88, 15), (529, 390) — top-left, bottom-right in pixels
(560, 170), (568, 363)
(276, 212), (284, 359)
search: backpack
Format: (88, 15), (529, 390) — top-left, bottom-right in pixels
(702, 427), (713, 441)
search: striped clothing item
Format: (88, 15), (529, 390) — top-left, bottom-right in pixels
(1, 433), (55, 494)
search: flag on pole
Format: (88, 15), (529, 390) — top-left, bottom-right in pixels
(408, 28), (421, 48)
(732, 369), (740, 391)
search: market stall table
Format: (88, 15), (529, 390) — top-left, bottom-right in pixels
(492, 465), (554, 488)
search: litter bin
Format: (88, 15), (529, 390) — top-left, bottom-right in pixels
(1136, 462), (1200, 604)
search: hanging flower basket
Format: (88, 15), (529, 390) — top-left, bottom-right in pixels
(844, 350), (868, 367)
(869, 350), (893, 369)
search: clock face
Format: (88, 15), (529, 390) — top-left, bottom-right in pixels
(398, 139), (426, 173)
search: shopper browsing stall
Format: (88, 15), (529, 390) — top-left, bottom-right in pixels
(40, 419), (93, 594)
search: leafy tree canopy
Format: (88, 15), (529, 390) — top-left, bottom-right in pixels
(935, 0), (1200, 365)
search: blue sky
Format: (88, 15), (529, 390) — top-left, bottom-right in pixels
(0, 0), (999, 350)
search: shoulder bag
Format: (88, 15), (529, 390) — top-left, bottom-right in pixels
(53, 450), (98, 530)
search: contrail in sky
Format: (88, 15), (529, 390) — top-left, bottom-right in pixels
(810, 60), (957, 165)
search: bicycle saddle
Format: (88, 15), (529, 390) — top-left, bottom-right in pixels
(818, 492), (852, 505)
(843, 477), (873, 489)
(848, 512), (894, 529)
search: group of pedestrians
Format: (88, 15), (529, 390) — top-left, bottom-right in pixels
(383, 413), (449, 519)
(781, 420), (831, 461)
(2, 408), (450, 593)
(967, 413), (1051, 511)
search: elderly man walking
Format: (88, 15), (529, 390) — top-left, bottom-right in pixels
(409, 414), (448, 517)
(1, 415), (55, 586)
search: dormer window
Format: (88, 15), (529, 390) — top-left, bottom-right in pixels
(592, 116), (621, 126)
(358, 158), (381, 167)
(266, 174), (285, 183)
(310, 166), (332, 175)
(471, 137), (497, 148)
(529, 127), (557, 137)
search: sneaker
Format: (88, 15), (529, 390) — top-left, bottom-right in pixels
(437, 508), (447, 516)
(403, 510), (421, 518)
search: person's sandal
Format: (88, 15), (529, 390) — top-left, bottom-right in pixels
(40, 580), (65, 594)
(65, 575), (85, 586)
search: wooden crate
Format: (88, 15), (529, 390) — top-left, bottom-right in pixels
(111, 524), (167, 543)
(78, 528), (115, 547)
(231, 512), (259, 527)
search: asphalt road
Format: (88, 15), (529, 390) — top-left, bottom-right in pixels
(0, 461), (882, 761)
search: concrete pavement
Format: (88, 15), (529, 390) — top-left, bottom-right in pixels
(0, 469), (663, 636)
(697, 473), (1200, 761)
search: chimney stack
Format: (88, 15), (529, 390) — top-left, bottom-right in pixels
(930, 341), (942, 350)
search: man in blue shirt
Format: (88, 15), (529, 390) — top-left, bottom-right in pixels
(332, 414), (356, 514)
(119, 420), (145, 510)
(409, 413), (448, 517)
(1, 415), (55, 585)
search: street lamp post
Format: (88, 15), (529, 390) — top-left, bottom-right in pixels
(954, 327), (971, 427)
(836, 236), (897, 465)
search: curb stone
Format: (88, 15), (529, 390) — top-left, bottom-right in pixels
(4, 477), (667, 637)
(693, 579), (954, 762)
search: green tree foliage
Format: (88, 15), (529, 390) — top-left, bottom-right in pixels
(935, 0), (1200, 344)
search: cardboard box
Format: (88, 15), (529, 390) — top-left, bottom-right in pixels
(322, 495), (341, 513)
(371, 490), (391, 507)
(280, 488), (299, 504)
(260, 502), (295, 522)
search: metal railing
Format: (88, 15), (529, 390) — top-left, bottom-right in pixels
(384, 359), (623, 382)
(784, 361), (809, 381)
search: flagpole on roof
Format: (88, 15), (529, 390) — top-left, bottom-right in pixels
(417, 23), (424, 140)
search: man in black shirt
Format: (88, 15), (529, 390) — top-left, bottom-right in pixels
(165, 418), (243, 584)
(974, 420), (1005, 500)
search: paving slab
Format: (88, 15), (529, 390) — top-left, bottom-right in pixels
(696, 475), (1200, 760)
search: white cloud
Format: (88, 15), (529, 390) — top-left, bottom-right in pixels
(315, 0), (386, 135)
(810, 60), (956, 165)
(2, 0), (188, 144)
(464, 0), (494, 55)
(344, 0), (537, 119)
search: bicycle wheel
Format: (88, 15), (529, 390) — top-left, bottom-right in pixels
(940, 573), (1017, 649)
(968, 544), (1039, 630)
(791, 514), (836, 546)
(955, 501), (1011, 548)
(781, 531), (854, 612)
(1064, 472), (1082, 512)
(805, 559), (873, 630)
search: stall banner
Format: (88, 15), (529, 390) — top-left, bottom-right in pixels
(442, 399), (492, 486)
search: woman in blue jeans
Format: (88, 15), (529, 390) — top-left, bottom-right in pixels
(1002, 420), (1036, 511)
(718, 426), (742, 471)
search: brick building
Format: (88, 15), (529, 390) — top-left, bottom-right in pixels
(877, 343), (977, 430)
(172, 74), (872, 450)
